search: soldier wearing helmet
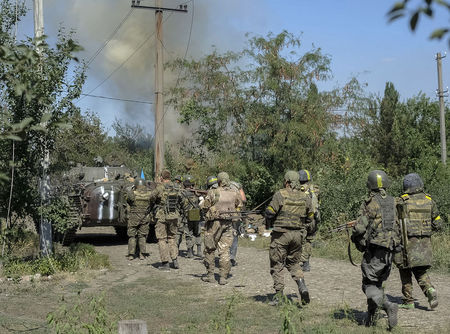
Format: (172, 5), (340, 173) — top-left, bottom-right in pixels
(298, 169), (320, 272)
(351, 170), (400, 329)
(229, 179), (247, 267)
(126, 178), (152, 261)
(173, 174), (186, 254)
(265, 170), (313, 306)
(149, 170), (184, 270)
(200, 172), (243, 285)
(394, 173), (441, 310)
(180, 175), (202, 258)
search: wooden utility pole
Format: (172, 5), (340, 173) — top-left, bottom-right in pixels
(131, 0), (187, 179)
(34, 0), (52, 255)
(436, 52), (447, 165)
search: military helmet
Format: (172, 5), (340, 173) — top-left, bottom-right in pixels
(174, 175), (183, 183)
(366, 170), (390, 190)
(403, 173), (424, 194)
(183, 174), (193, 188)
(298, 169), (311, 183)
(134, 178), (146, 189)
(161, 169), (171, 180)
(217, 172), (230, 185)
(206, 175), (218, 188)
(284, 170), (300, 183)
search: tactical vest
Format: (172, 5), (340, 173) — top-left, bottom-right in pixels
(184, 190), (201, 222)
(274, 188), (307, 229)
(213, 189), (236, 219)
(133, 188), (151, 214)
(305, 184), (319, 213)
(368, 193), (397, 249)
(162, 183), (180, 220)
(400, 193), (433, 237)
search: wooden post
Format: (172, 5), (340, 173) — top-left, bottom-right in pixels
(118, 319), (148, 334)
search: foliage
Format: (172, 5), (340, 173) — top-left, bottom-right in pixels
(47, 292), (116, 334)
(387, 0), (450, 45)
(2, 243), (110, 277)
(210, 293), (242, 334)
(38, 196), (75, 235)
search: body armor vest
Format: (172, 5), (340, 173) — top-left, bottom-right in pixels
(184, 190), (200, 222)
(368, 193), (396, 249)
(402, 193), (432, 237)
(274, 188), (307, 229)
(213, 189), (236, 219)
(133, 189), (151, 214)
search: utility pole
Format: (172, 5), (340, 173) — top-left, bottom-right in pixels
(436, 52), (447, 165)
(131, 0), (187, 179)
(34, 0), (52, 255)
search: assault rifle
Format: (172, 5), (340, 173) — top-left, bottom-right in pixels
(218, 210), (263, 220)
(185, 188), (208, 196)
(328, 220), (356, 233)
(397, 204), (409, 268)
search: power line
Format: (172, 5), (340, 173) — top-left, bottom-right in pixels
(85, 8), (135, 67)
(76, 12), (174, 104)
(81, 93), (153, 104)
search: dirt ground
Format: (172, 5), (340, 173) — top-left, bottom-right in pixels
(1, 226), (449, 333)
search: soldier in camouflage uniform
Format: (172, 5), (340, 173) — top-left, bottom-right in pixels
(394, 173), (441, 310)
(126, 178), (152, 260)
(298, 169), (320, 272)
(182, 175), (202, 258)
(229, 180), (247, 267)
(265, 170), (313, 305)
(351, 170), (400, 330)
(201, 172), (243, 285)
(149, 170), (184, 270)
(174, 175), (186, 255)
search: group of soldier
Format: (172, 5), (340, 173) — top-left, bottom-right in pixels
(125, 166), (441, 330)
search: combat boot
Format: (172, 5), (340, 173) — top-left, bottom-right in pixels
(426, 287), (438, 309)
(218, 276), (228, 285)
(159, 262), (170, 270)
(269, 290), (283, 306)
(187, 247), (194, 258)
(301, 260), (310, 272)
(196, 244), (202, 258)
(172, 258), (180, 269)
(383, 301), (398, 330)
(202, 272), (215, 283)
(296, 278), (310, 304)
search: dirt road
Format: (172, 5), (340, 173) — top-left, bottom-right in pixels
(78, 227), (449, 333)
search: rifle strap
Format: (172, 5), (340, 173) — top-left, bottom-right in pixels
(346, 228), (358, 267)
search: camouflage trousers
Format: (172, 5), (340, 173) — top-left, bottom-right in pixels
(204, 220), (233, 279)
(186, 220), (202, 249)
(299, 234), (314, 263)
(269, 229), (305, 292)
(399, 266), (433, 304)
(361, 246), (394, 310)
(155, 219), (178, 263)
(127, 220), (149, 256)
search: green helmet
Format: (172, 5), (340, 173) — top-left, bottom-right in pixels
(183, 174), (193, 188)
(366, 170), (390, 190)
(174, 175), (183, 183)
(298, 169), (311, 183)
(403, 173), (424, 194)
(217, 172), (230, 186)
(284, 170), (300, 183)
(206, 176), (218, 189)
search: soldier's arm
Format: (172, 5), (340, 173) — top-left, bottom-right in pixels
(305, 195), (314, 226)
(351, 202), (370, 251)
(431, 200), (442, 232)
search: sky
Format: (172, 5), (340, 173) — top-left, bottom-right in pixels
(14, 0), (450, 140)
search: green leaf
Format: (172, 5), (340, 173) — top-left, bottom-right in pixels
(388, 2), (406, 15)
(430, 28), (449, 39)
(410, 12), (420, 31)
(388, 13), (405, 23)
(40, 113), (53, 123)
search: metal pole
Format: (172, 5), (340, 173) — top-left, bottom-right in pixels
(436, 52), (447, 165)
(154, 0), (164, 178)
(34, 0), (52, 255)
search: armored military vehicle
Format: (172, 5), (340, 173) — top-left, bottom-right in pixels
(58, 165), (136, 245)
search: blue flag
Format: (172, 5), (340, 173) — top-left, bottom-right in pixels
(140, 168), (145, 180)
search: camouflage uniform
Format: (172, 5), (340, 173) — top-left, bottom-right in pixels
(182, 188), (202, 257)
(201, 173), (242, 284)
(265, 171), (313, 304)
(126, 184), (152, 259)
(173, 179), (186, 253)
(351, 170), (400, 329)
(229, 181), (247, 267)
(149, 179), (184, 268)
(395, 190), (441, 309)
(299, 182), (320, 270)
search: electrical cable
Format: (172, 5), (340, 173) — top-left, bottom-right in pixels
(81, 93), (153, 105)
